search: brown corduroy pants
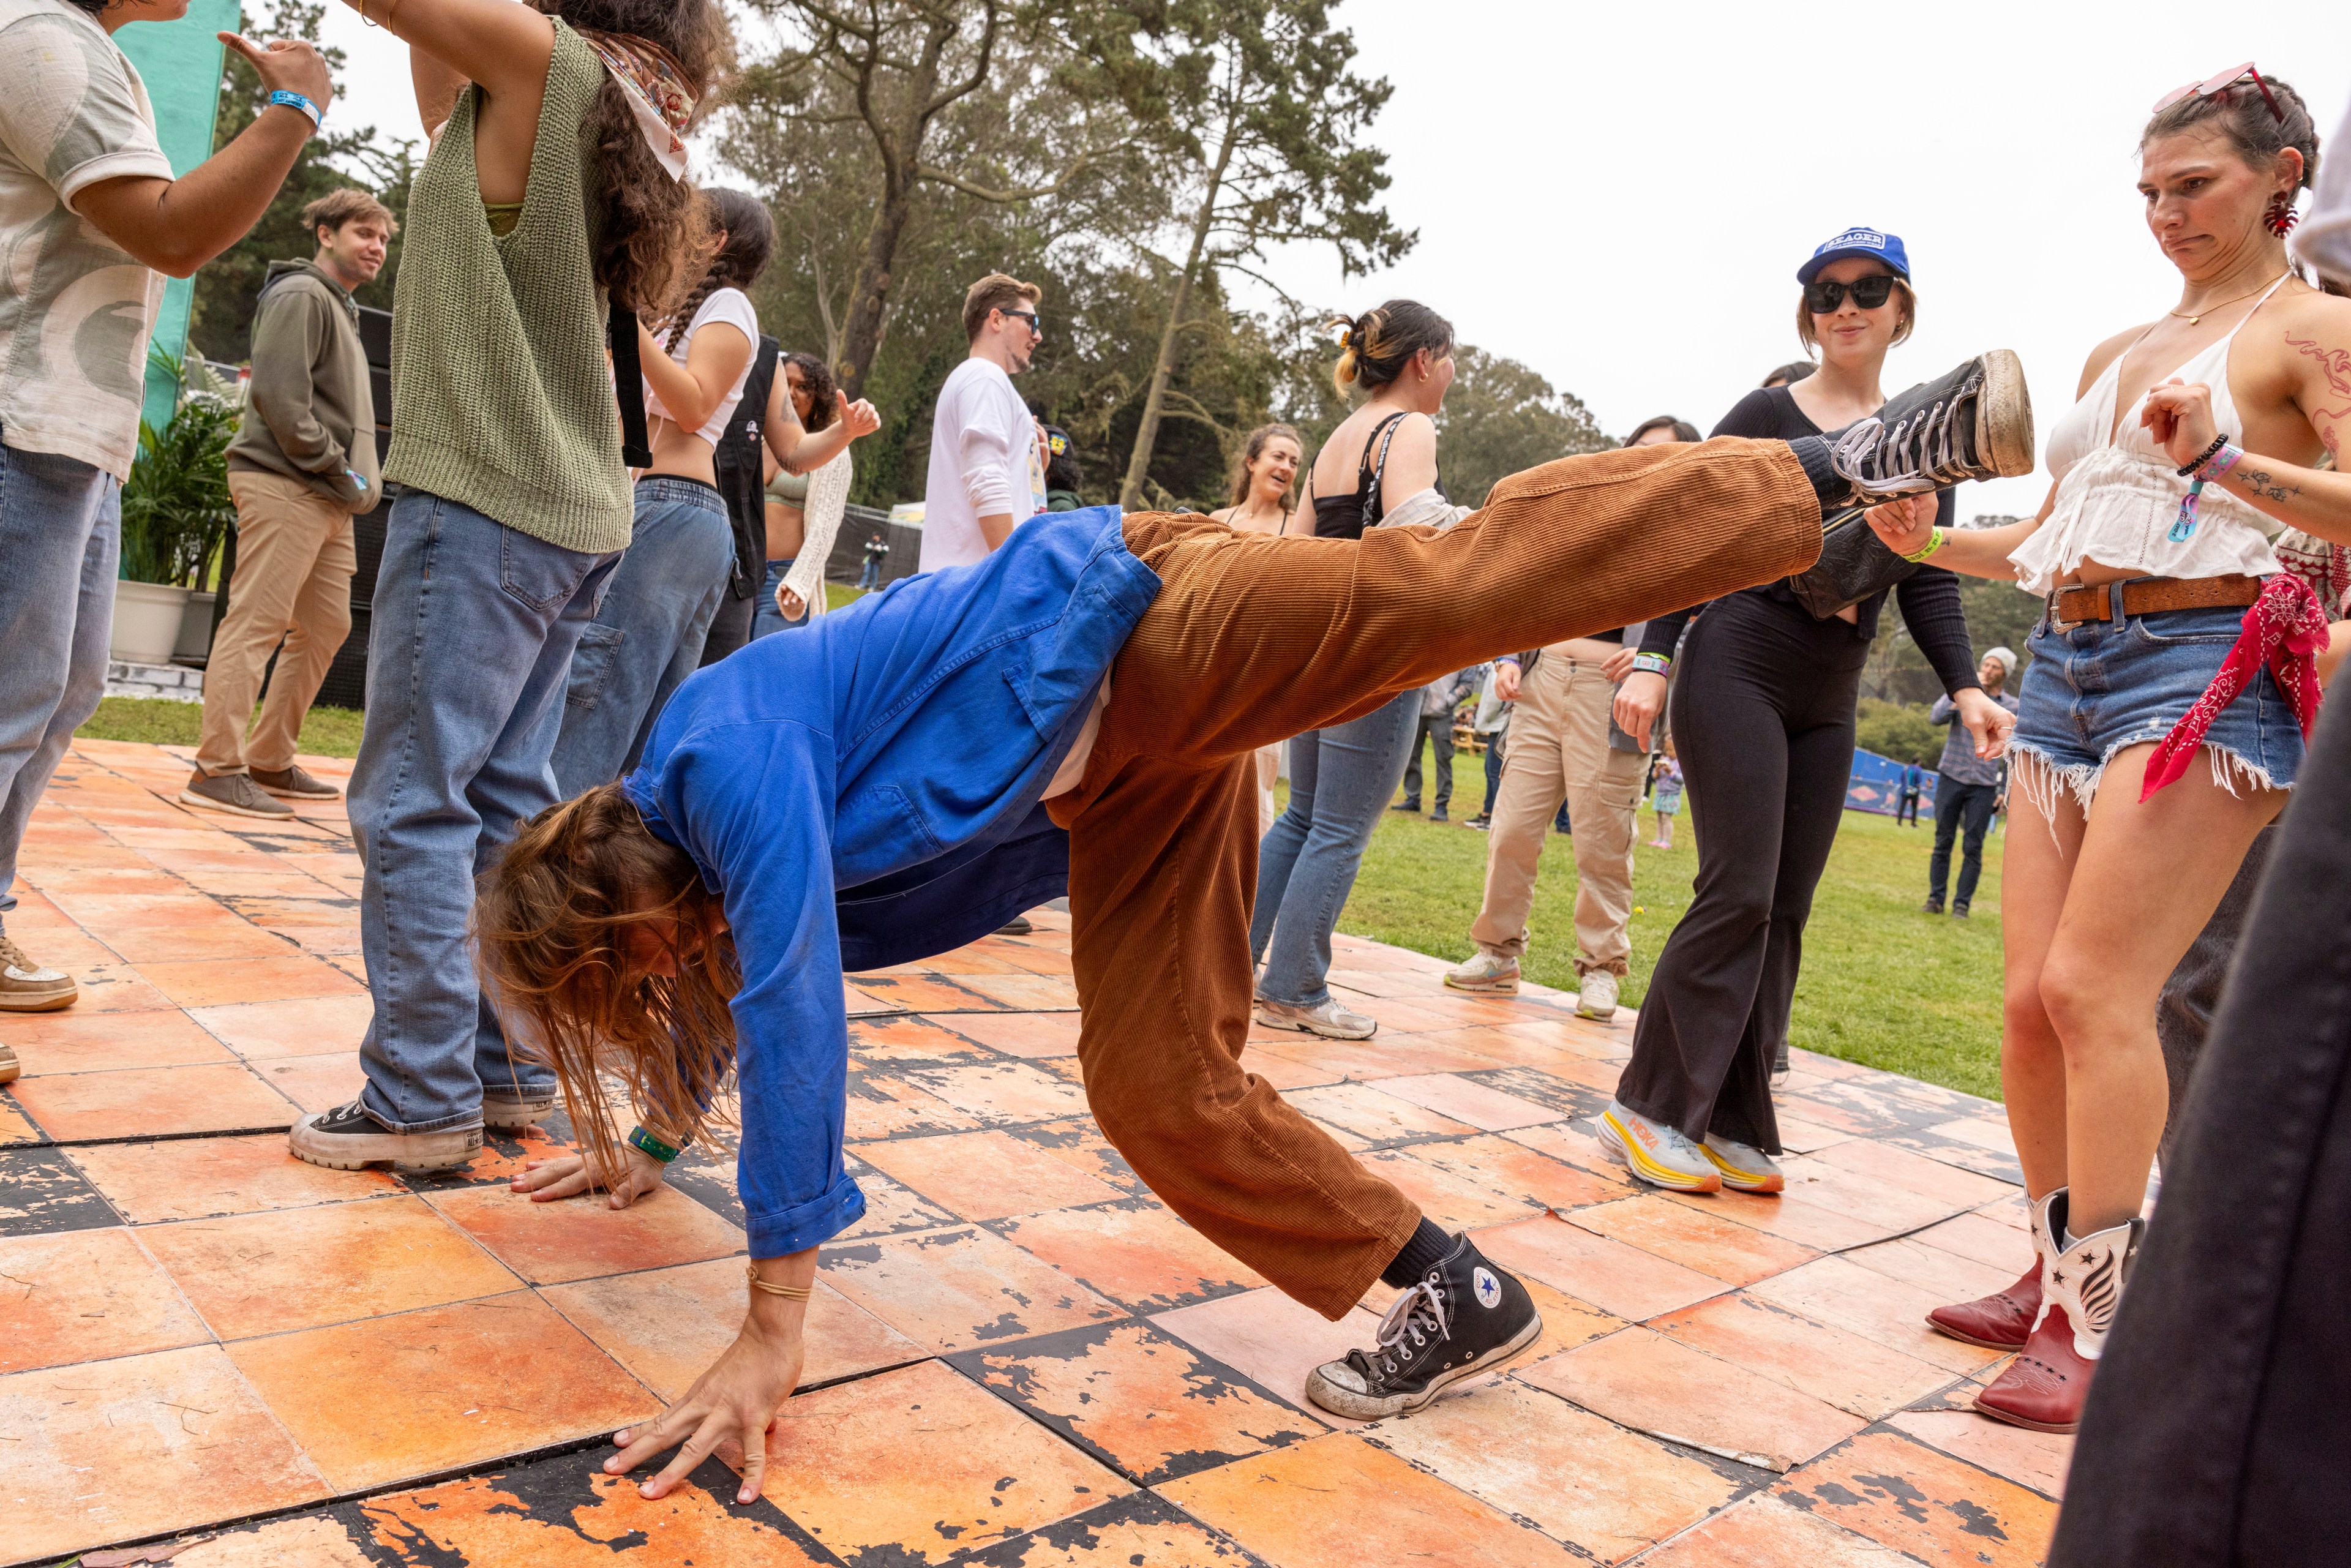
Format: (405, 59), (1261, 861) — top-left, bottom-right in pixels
(1044, 438), (1824, 1318)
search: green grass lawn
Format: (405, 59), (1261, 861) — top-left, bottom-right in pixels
(1335, 751), (2007, 1101)
(78, 697), (367, 757)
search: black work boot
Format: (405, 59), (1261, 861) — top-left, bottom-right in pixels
(1305, 1234), (1542, 1420)
(1828, 350), (2036, 504)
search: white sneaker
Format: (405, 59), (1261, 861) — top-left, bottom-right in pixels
(1575, 970), (1621, 1021)
(1596, 1100), (1720, 1192)
(481, 1088), (558, 1130)
(1443, 949), (1520, 994)
(1702, 1133), (1785, 1193)
(1253, 996), (1378, 1040)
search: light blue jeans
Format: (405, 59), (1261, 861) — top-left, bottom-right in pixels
(0, 436), (116, 934)
(549, 477), (733, 796)
(1250, 688), (1420, 1007)
(350, 491), (620, 1131)
(750, 557), (812, 640)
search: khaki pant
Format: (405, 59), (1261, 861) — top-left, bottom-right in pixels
(1046, 437), (1820, 1317)
(1469, 650), (1647, 975)
(1254, 742), (1281, 836)
(198, 471), (356, 776)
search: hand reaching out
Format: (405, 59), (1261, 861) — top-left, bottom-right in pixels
(512, 1142), (669, 1209)
(839, 397), (882, 440)
(1862, 495), (1937, 557)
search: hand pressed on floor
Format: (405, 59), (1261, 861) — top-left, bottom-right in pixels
(607, 1249), (816, 1502)
(511, 1144), (668, 1208)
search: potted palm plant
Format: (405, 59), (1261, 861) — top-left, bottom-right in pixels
(113, 352), (239, 666)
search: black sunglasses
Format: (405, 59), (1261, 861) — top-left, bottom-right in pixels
(1804, 274), (1899, 314)
(1000, 308), (1042, 334)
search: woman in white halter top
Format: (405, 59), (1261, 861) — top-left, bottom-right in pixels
(1865, 68), (2351, 1436)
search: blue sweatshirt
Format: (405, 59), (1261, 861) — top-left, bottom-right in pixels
(623, 507), (1161, 1258)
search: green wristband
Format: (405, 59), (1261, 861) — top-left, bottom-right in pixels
(1902, 525), (1945, 565)
(628, 1125), (681, 1164)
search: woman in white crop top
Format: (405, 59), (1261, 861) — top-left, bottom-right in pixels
(1865, 69), (2351, 1437)
(549, 190), (777, 797)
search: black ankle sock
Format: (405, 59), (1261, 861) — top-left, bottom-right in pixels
(1788, 435), (1843, 512)
(1381, 1218), (1457, 1288)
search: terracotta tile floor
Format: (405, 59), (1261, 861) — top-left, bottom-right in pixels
(3, 740), (2064, 1566)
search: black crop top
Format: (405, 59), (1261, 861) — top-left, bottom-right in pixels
(1310, 411), (1444, 540)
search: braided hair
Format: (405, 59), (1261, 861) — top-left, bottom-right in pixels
(661, 188), (776, 352)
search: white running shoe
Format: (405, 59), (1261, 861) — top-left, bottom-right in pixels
(1575, 970), (1621, 1021)
(1443, 949), (1520, 994)
(1596, 1100), (1721, 1193)
(1253, 996), (1378, 1040)
(1702, 1133), (1785, 1193)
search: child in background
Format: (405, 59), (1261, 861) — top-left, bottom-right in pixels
(1648, 744), (1684, 849)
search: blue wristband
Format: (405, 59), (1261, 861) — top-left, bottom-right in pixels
(268, 89), (323, 130)
(1630, 653), (1671, 677)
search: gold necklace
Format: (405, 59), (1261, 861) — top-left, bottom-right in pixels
(2170, 269), (2290, 325)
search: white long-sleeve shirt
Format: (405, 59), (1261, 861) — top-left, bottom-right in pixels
(919, 356), (1044, 572)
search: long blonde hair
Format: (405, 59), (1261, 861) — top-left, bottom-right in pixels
(1228, 422), (1302, 510)
(474, 783), (738, 1173)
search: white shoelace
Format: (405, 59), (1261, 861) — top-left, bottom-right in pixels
(1373, 1279), (1452, 1376)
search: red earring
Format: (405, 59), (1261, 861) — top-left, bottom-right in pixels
(2267, 193), (2300, 237)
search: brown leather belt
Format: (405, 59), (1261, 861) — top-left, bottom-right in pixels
(2047, 574), (2262, 631)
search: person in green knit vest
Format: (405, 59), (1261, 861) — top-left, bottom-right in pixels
(288, 0), (729, 1174)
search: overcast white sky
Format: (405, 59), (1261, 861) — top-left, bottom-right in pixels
(318, 1), (2350, 520)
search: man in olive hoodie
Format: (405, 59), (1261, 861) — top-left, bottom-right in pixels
(185, 188), (393, 819)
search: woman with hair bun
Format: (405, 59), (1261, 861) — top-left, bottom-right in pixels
(1215, 423), (1304, 830)
(1250, 302), (1458, 1040)
(1869, 65), (2351, 1435)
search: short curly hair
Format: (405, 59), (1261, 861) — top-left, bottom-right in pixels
(301, 187), (397, 239)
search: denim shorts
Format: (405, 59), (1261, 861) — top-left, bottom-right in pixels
(2010, 591), (2303, 810)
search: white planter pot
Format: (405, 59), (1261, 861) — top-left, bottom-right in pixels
(174, 590), (218, 663)
(110, 580), (193, 666)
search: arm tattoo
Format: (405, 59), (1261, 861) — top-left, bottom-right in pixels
(2237, 467), (2302, 503)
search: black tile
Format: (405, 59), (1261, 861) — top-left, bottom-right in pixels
(0, 1146), (119, 1234)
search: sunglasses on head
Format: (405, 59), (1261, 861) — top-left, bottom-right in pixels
(1804, 274), (1898, 314)
(2152, 62), (2285, 125)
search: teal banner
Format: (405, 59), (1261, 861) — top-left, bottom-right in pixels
(117, 0), (239, 433)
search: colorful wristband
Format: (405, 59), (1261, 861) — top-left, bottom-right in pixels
(1629, 653), (1671, 677)
(1901, 525), (1945, 564)
(626, 1125), (681, 1164)
(2194, 443), (2244, 484)
(268, 90), (323, 130)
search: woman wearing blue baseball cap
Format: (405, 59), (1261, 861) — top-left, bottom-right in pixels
(1600, 226), (2014, 1197)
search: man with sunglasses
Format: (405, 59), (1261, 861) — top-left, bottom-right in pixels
(920, 272), (1052, 572)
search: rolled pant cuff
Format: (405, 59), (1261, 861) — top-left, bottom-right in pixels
(358, 1090), (489, 1136)
(1577, 957), (1630, 977)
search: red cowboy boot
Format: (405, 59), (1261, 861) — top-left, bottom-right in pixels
(1926, 1191), (2052, 1349)
(1974, 1189), (2143, 1435)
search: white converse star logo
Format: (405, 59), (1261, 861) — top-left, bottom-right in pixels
(1472, 1266), (1501, 1309)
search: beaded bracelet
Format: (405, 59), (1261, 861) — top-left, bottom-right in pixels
(1901, 526), (1946, 564)
(268, 90), (323, 130)
(2175, 434), (2229, 478)
(1629, 653), (1671, 677)
(627, 1125), (681, 1164)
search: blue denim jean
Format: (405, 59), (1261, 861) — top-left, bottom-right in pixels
(350, 491), (620, 1131)
(549, 478), (733, 796)
(750, 557), (812, 640)
(0, 437), (116, 931)
(1250, 688), (1419, 1007)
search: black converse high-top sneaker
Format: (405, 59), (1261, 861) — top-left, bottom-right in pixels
(290, 1097), (484, 1171)
(1829, 350), (2036, 504)
(1305, 1234), (1542, 1420)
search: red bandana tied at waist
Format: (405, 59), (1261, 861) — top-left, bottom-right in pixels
(2140, 573), (2328, 800)
(579, 29), (697, 180)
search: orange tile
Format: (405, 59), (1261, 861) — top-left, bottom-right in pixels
(1509, 1272), (1629, 1370)
(426, 1184), (744, 1286)
(996, 1198), (1266, 1312)
(167, 1514), (379, 1565)
(961, 1492), (1262, 1567)
(939, 1010), (1084, 1059)
(898, 1058), (1093, 1124)
(1886, 1408), (2072, 1500)
(227, 1291), (661, 1491)
(1637, 1493), (1920, 1567)
(847, 1012), (1001, 1065)
(356, 1466), (836, 1566)
(1569, 1195), (1820, 1285)
(0, 1092), (40, 1146)
(0, 1344), (329, 1564)
(1775, 1430), (2058, 1567)
(102, 921), (304, 967)
(958, 1318), (1321, 1484)
(819, 1223), (1120, 1353)
(0, 925), (117, 967)
(1150, 1286), (1384, 1428)
(1250, 1033), (1505, 1079)
(1810, 1135), (2019, 1208)
(137, 952), (364, 1009)
(1650, 1291), (1958, 1420)
(1499, 1119), (1644, 1195)
(69, 1133), (397, 1223)
(143, 1195), (521, 1338)
(244, 1049), (366, 1113)
(1843, 1235), (2022, 1304)
(0, 1228), (211, 1373)
(53, 961), (176, 1013)
(1521, 1324), (1865, 1472)
(1004, 1117), (1149, 1197)
(186, 994), (374, 1059)
(544, 1256), (926, 1401)
(836, 1162), (958, 1238)
(842, 972), (1008, 1011)
(1234, 1046), (1338, 1090)
(983, 936), (1076, 975)
(1370, 1070), (1563, 1131)
(10, 1061), (296, 1140)
(951, 972), (1082, 1010)
(842, 1071), (982, 1140)
(41, 891), (244, 929)
(222, 895), (358, 928)
(1745, 1255), (2008, 1376)
(855, 1130), (1125, 1220)
(1472, 1211), (1726, 1321)
(1280, 1082), (1477, 1145)
(1363, 1376), (1741, 1559)
(1161, 1431), (1567, 1568)
(756, 1359), (1130, 1564)
(1911, 1209), (2040, 1271)
(0, 1005), (236, 1075)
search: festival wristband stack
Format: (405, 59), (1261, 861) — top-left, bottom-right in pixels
(1629, 653), (1671, 677)
(269, 90), (323, 130)
(1902, 526), (1945, 564)
(2169, 442), (2243, 544)
(626, 1125), (681, 1164)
